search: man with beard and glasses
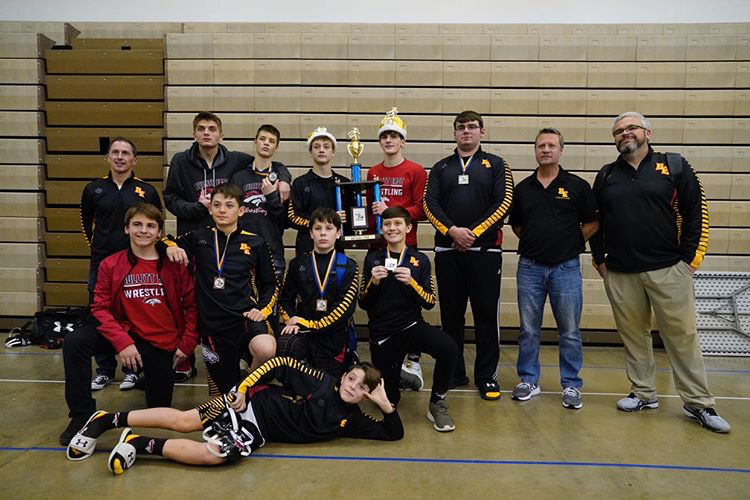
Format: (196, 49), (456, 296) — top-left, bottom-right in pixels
(590, 111), (730, 433)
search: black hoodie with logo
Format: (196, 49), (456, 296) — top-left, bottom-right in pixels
(164, 142), (253, 236)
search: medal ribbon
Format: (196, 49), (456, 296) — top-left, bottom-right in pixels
(213, 229), (232, 277)
(386, 247), (407, 267)
(459, 154), (474, 175)
(311, 250), (336, 298)
(253, 160), (273, 177)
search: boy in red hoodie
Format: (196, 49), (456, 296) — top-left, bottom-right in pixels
(60, 203), (199, 449)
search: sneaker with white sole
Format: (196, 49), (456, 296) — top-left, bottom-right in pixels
(682, 405), (731, 433)
(91, 374), (112, 391)
(119, 373), (139, 391)
(427, 399), (455, 432)
(616, 392), (659, 412)
(174, 367), (196, 383)
(562, 387), (583, 409)
(511, 382), (540, 401)
(400, 360), (424, 391)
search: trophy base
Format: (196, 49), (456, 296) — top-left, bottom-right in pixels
(342, 232), (381, 248)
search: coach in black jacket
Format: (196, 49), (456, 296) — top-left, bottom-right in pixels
(590, 111), (729, 433)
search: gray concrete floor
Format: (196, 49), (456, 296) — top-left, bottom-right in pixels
(0, 344), (748, 498)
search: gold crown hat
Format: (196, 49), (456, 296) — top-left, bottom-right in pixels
(377, 107), (407, 139)
(307, 126), (337, 148)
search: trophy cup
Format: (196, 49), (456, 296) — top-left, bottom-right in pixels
(335, 128), (381, 247)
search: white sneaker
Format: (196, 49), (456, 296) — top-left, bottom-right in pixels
(119, 373), (139, 391)
(90, 374), (111, 391)
(400, 360), (424, 391)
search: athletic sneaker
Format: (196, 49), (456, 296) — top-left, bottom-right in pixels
(91, 374), (112, 391)
(448, 375), (470, 390)
(682, 405), (731, 433)
(174, 366), (196, 383)
(119, 373), (139, 391)
(59, 414), (90, 446)
(511, 382), (540, 401)
(108, 428), (137, 475)
(479, 381), (501, 401)
(400, 360), (424, 391)
(562, 387), (583, 409)
(616, 392), (659, 412)
(427, 400), (455, 432)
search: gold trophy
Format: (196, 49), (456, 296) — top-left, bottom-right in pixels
(335, 128), (380, 246)
(347, 128), (364, 163)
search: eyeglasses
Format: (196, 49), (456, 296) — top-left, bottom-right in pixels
(455, 123), (481, 132)
(612, 124), (647, 137)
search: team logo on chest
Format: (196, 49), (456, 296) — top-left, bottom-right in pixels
(409, 256), (420, 267)
(655, 163), (669, 175)
(240, 243), (251, 255)
(134, 186), (145, 198)
(556, 188), (569, 200)
(482, 159), (491, 168)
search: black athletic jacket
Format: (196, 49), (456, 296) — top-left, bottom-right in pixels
(231, 160), (291, 270)
(237, 357), (403, 443)
(164, 143), (252, 235)
(279, 250), (358, 357)
(359, 247), (436, 341)
(590, 147), (709, 272)
(167, 227), (278, 334)
(423, 146), (514, 249)
(287, 169), (350, 255)
(80, 172), (162, 266)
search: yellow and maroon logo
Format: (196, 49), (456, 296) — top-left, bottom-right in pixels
(134, 186), (145, 198)
(240, 243), (251, 255)
(409, 256), (420, 267)
(655, 163), (669, 175)
(556, 187), (569, 200)
(482, 159), (491, 169)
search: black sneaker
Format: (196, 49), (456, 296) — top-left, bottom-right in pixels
(59, 414), (91, 446)
(174, 366), (196, 383)
(480, 381), (502, 401)
(448, 375), (470, 390)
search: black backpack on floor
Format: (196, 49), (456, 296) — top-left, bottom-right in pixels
(5, 307), (89, 350)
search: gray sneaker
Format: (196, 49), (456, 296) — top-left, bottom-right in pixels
(562, 387), (583, 409)
(511, 382), (540, 401)
(682, 405), (731, 433)
(427, 400), (455, 432)
(400, 360), (424, 391)
(91, 374), (111, 391)
(616, 392), (659, 412)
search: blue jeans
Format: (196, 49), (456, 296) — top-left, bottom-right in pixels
(516, 256), (583, 389)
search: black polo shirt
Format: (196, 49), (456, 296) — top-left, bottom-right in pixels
(509, 166), (597, 265)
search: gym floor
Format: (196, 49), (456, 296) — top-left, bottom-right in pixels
(1, 343), (748, 498)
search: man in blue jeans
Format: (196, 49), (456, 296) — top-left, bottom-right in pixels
(508, 128), (598, 409)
